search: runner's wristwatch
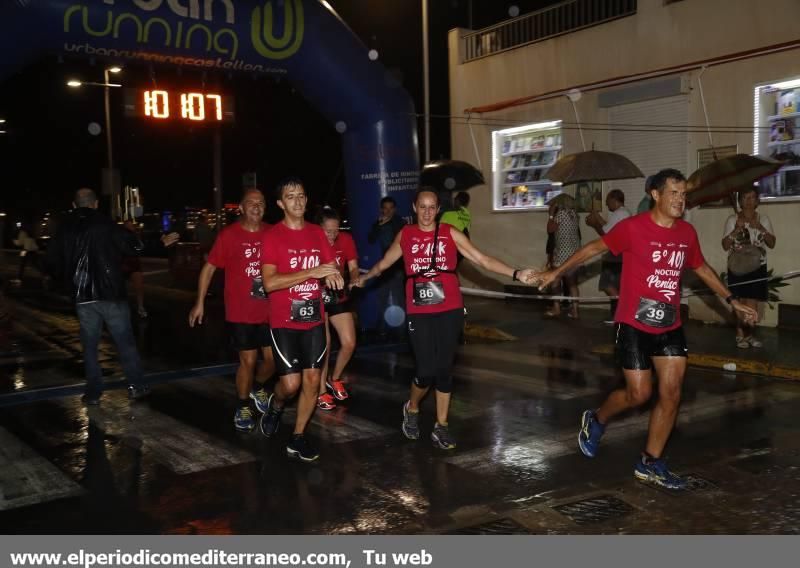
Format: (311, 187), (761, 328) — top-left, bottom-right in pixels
(725, 294), (739, 305)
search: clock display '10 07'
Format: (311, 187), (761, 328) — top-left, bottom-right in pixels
(123, 88), (235, 123)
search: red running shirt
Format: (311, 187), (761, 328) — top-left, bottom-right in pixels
(207, 222), (272, 324)
(331, 231), (358, 303)
(602, 212), (705, 333)
(261, 222), (335, 330)
(400, 223), (463, 315)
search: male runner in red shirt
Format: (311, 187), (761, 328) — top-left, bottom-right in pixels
(533, 169), (757, 489)
(188, 189), (275, 432)
(259, 178), (344, 462)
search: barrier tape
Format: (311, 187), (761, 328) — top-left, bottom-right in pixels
(460, 270), (800, 303)
(362, 268), (799, 303)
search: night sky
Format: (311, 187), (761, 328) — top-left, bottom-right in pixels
(0, 1), (558, 226)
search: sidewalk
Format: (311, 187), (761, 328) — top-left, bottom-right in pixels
(462, 295), (800, 381)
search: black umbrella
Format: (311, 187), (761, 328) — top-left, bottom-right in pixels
(420, 160), (485, 192)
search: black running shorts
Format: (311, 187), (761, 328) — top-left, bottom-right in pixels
(407, 308), (464, 381)
(326, 299), (355, 317)
(269, 325), (327, 376)
(227, 322), (272, 352)
(615, 323), (688, 371)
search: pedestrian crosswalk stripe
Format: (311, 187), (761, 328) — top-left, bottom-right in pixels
(355, 352), (603, 400)
(77, 399), (256, 475)
(0, 427), (83, 511)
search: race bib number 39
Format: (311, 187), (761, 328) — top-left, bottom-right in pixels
(291, 299), (321, 323)
(413, 280), (445, 306)
(634, 297), (676, 328)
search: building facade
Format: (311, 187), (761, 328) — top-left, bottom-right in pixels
(448, 0), (800, 325)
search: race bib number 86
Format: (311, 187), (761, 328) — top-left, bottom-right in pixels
(413, 281), (445, 306)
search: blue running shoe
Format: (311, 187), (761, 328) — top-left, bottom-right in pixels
(633, 455), (687, 490)
(250, 388), (270, 414)
(234, 406), (255, 432)
(259, 394), (283, 438)
(578, 409), (605, 458)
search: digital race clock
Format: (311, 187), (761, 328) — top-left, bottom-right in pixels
(123, 88), (235, 123)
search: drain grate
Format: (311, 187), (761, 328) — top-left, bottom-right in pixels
(449, 517), (533, 535)
(682, 473), (718, 492)
(552, 495), (634, 525)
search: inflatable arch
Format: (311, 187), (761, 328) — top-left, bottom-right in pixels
(0, 0), (420, 329)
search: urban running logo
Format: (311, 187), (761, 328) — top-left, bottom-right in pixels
(61, 0), (303, 63)
(251, 0), (304, 60)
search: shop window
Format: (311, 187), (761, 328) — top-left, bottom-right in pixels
(754, 77), (800, 201)
(491, 120), (563, 212)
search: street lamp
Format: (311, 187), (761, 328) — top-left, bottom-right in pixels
(67, 66), (123, 216)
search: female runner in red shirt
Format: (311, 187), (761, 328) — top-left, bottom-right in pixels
(355, 188), (536, 450)
(317, 207), (360, 410)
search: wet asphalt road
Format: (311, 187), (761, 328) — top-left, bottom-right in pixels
(2, 284), (800, 534)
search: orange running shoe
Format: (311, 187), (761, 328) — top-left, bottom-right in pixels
(327, 380), (349, 401)
(317, 393), (336, 410)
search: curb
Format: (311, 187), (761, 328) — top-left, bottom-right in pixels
(591, 344), (800, 381)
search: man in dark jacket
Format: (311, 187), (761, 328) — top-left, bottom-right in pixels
(367, 196), (406, 333)
(47, 188), (149, 404)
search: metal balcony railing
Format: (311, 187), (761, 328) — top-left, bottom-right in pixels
(462, 0), (637, 63)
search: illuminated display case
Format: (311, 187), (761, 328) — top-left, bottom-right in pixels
(754, 77), (800, 201)
(491, 120), (563, 212)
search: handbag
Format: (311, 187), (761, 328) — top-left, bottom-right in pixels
(727, 245), (762, 276)
(727, 222), (762, 276)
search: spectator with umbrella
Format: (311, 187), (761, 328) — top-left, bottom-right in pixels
(721, 186), (776, 349)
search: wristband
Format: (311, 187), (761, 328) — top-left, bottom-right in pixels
(512, 269), (519, 282)
(725, 294), (739, 305)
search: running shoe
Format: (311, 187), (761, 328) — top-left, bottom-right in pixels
(317, 393), (336, 411)
(250, 388), (270, 414)
(431, 423), (457, 450)
(736, 337), (750, 349)
(258, 394), (283, 438)
(127, 385), (150, 400)
(747, 336), (763, 348)
(401, 401), (420, 440)
(234, 406), (256, 432)
(633, 455), (687, 490)
(578, 409), (605, 458)
(327, 380), (349, 401)
(286, 434), (320, 462)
